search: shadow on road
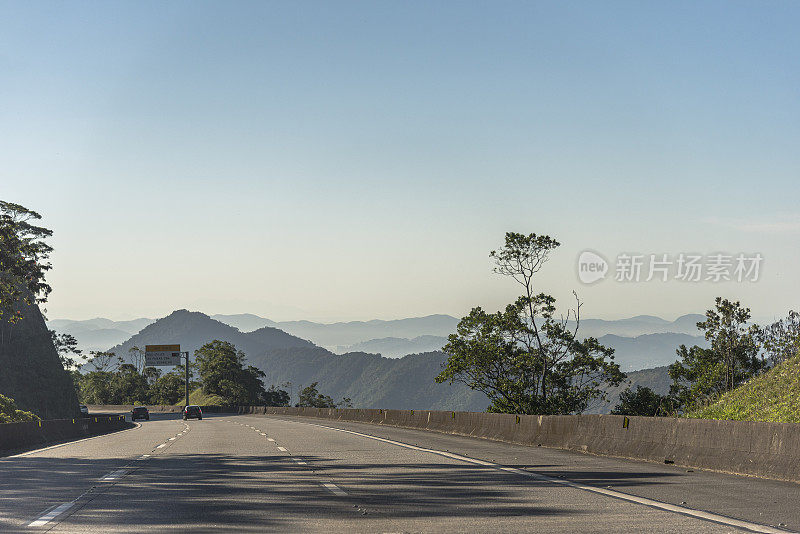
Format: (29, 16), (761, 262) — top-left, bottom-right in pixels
(0, 450), (683, 531)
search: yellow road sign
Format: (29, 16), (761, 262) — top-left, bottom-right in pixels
(145, 344), (180, 352)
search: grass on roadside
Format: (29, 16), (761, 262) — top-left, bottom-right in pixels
(688, 353), (800, 423)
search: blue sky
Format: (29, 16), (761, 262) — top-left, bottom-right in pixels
(2, 1), (798, 322)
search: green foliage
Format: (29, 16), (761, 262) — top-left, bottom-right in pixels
(149, 372), (187, 405)
(0, 393), (40, 423)
(297, 382), (336, 408)
(689, 352), (800, 423)
(195, 340), (266, 404)
(669, 297), (765, 411)
(611, 386), (674, 416)
(187, 387), (225, 406)
(436, 232), (624, 415)
(0, 201), (53, 323)
(760, 310), (800, 366)
(50, 330), (85, 370)
(263, 385), (291, 407)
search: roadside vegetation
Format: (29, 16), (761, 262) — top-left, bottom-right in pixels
(436, 232), (625, 415)
(0, 393), (39, 423)
(613, 301), (798, 419)
(72, 341), (294, 407)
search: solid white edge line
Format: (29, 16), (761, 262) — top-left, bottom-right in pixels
(7, 422), (142, 458)
(300, 421), (793, 534)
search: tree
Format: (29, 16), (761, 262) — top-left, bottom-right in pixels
(0, 201), (53, 323)
(0, 393), (39, 423)
(262, 385), (291, 407)
(142, 366), (162, 386)
(611, 386), (674, 416)
(110, 364), (149, 404)
(194, 340), (266, 404)
(297, 382), (336, 408)
(85, 351), (121, 372)
(128, 346), (146, 373)
(760, 311), (800, 365)
(669, 298), (764, 410)
(149, 372), (186, 405)
(50, 330), (85, 370)
(78, 371), (115, 404)
(436, 232), (624, 415)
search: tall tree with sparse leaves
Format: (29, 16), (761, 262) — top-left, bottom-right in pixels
(436, 232), (624, 415)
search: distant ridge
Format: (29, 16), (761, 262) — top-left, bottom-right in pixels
(106, 310), (314, 363)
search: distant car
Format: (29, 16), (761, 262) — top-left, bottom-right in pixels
(79, 404), (89, 417)
(183, 405), (202, 420)
(131, 406), (150, 421)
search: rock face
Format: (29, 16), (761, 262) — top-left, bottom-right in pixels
(0, 301), (79, 419)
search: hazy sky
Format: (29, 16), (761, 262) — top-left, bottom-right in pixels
(2, 1), (798, 323)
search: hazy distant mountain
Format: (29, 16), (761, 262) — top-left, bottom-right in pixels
(246, 347), (489, 411)
(104, 310), (486, 410)
(588, 365), (673, 415)
(48, 317), (154, 335)
(336, 335), (448, 358)
(211, 313), (277, 332)
(47, 317), (156, 352)
(105, 310), (314, 365)
(577, 314), (706, 338)
(598, 333), (707, 371)
(97, 309), (690, 412)
(269, 315), (460, 348)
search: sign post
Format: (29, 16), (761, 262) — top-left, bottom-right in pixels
(184, 351), (189, 408)
(145, 345), (190, 407)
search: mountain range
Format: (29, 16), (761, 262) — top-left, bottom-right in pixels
(49, 312), (707, 369)
(54, 309), (703, 413)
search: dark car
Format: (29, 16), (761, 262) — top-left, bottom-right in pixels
(183, 405), (202, 420)
(131, 406), (150, 421)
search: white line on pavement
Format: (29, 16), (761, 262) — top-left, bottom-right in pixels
(100, 469), (127, 482)
(155, 443), (167, 449)
(7, 422), (142, 458)
(28, 500), (78, 527)
(267, 438), (275, 442)
(303, 421), (792, 534)
(277, 446), (287, 452)
(321, 482), (347, 497)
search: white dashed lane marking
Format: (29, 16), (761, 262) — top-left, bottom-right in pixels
(321, 482), (347, 497)
(100, 469), (127, 482)
(28, 501), (78, 527)
(277, 446), (288, 452)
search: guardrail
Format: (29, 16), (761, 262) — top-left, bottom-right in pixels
(0, 415), (128, 455)
(240, 406), (800, 483)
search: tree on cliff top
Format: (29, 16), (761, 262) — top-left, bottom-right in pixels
(0, 201), (53, 324)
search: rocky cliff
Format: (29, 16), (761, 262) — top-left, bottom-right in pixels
(0, 300), (79, 419)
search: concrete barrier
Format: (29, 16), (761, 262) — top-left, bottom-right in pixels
(247, 407), (800, 483)
(0, 415), (128, 455)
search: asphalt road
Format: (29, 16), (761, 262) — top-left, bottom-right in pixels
(1, 412), (799, 533)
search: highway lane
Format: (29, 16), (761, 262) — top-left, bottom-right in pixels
(0, 413), (797, 533)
